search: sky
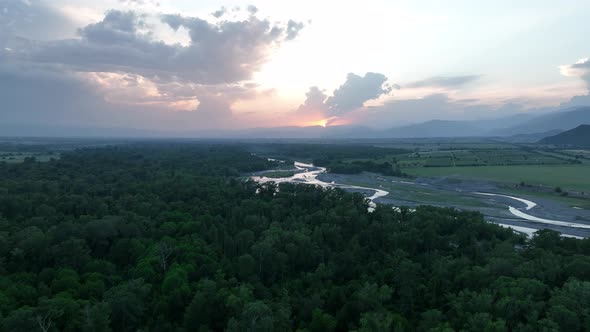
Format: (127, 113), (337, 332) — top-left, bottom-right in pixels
(1, 0), (590, 133)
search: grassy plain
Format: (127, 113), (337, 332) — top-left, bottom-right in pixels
(404, 164), (590, 192)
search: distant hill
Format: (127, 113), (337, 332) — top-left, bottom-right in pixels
(381, 114), (537, 138)
(4, 106), (589, 139)
(539, 124), (590, 146)
(497, 129), (563, 143)
(385, 120), (483, 138)
(493, 106), (590, 136)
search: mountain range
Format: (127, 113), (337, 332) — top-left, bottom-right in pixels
(223, 106), (590, 139)
(539, 124), (590, 147)
(2, 106), (590, 139)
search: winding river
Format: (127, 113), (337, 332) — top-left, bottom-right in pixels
(253, 161), (588, 237)
(252, 161), (388, 212)
(474, 192), (590, 230)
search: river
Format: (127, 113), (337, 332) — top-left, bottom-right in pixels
(252, 161), (388, 212)
(253, 161), (587, 237)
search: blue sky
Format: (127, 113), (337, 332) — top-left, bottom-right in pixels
(1, 0), (589, 130)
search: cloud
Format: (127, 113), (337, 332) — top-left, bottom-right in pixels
(0, 63), (263, 131)
(292, 73), (392, 126)
(119, 0), (160, 6)
(79, 10), (147, 43)
(286, 20), (304, 40)
(0, 4), (304, 130)
(211, 7), (227, 18)
(406, 75), (481, 89)
(0, 65), (107, 126)
(558, 93), (590, 109)
(247, 5), (258, 15)
(560, 57), (590, 90)
(326, 72), (391, 115)
(9, 10), (303, 85)
(0, 0), (78, 40)
(295, 86), (329, 116)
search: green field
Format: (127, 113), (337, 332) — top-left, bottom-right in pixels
(405, 164), (590, 192)
(397, 149), (571, 168)
(502, 187), (590, 210)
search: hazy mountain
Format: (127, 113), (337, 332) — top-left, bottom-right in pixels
(382, 120), (481, 138)
(539, 124), (590, 146)
(378, 113), (536, 138)
(492, 106), (590, 136)
(3, 106), (589, 139)
(498, 129), (563, 143)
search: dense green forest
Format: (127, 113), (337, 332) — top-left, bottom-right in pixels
(253, 143), (409, 161)
(313, 159), (406, 177)
(1, 143), (590, 331)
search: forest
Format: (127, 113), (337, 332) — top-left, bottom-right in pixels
(1, 143), (590, 331)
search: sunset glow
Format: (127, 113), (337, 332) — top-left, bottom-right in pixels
(1, 0), (589, 133)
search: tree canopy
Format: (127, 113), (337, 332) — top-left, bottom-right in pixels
(1, 143), (589, 331)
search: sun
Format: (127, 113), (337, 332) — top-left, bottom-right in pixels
(305, 118), (336, 128)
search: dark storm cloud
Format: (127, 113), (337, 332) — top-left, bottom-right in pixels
(406, 75), (481, 89)
(326, 72), (391, 114)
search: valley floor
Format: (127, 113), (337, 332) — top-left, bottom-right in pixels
(313, 171), (590, 238)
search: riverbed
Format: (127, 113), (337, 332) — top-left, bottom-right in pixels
(251, 161), (590, 238)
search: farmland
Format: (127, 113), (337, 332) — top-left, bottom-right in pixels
(396, 148), (576, 168)
(404, 164), (590, 192)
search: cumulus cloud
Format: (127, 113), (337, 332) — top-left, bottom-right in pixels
(10, 9), (303, 85)
(295, 86), (329, 117)
(0, 4), (304, 130)
(293, 73), (392, 125)
(247, 5), (258, 15)
(560, 58), (590, 90)
(326, 72), (391, 115)
(286, 20), (304, 40)
(406, 75), (481, 89)
(211, 7), (227, 18)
